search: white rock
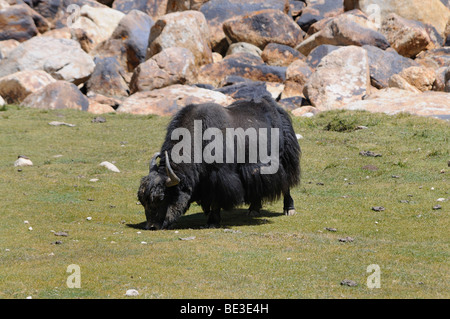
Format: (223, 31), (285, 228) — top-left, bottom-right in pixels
(86, 217), (92, 221)
(179, 236), (196, 241)
(296, 134), (303, 140)
(437, 198), (446, 202)
(26, 296), (32, 299)
(28, 226), (33, 231)
(48, 121), (76, 127)
(125, 289), (139, 296)
(14, 157), (33, 167)
(89, 178), (99, 182)
(99, 161), (120, 173)
(24, 220), (29, 224)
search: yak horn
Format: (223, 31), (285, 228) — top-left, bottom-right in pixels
(165, 151), (180, 187)
(149, 152), (160, 172)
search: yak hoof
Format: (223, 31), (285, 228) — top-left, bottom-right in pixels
(247, 210), (261, 217)
(284, 209), (297, 216)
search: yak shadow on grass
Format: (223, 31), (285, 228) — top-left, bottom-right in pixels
(127, 208), (283, 231)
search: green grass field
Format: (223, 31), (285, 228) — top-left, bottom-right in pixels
(0, 105), (448, 299)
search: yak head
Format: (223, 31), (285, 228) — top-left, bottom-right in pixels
(138, 151), (186, 230)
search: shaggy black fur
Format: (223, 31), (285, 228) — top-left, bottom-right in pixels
(138, 96), (301, 230)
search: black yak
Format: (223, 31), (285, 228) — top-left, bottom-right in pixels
(138, 96), (301, 230)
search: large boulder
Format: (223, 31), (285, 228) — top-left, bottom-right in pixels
(226, 42), (262, 58)
(0, 37), (95, 85)
(380, 13), (433, 58)
(130, 47), (197, 93)
(86, 92), (118, 114)
(110, 10), (154, 70)
(345, 88), (450, 117)
(113, 0), (169, 20)
(304, 46), (370, 110)
(147, 10), (212, 66)
(388, 74), (421, 93)
(41, 27), (72, 40)
(394, 66), (436, 92)
(0, 4), (50, 42)
(446, 68), (450, 92)
(215, 81), (273, 101)
(223, 9), (303, 49)
(116, 84), (234, 116)
(363, 45), (419, 89)
(286, 59), (313, 84)
(295, 10), (390, 56)
(69, 16), (104, 53)
(296, 0), (344, 31)
(0, 70), (56, 104)
(433, 66), (449, 91)
(89, 38), (129, 73)
(86, 57), (130, 99)
(0, 0), (9, 10)
(278, 96), (307, 111)
(415, 48), (450, 69)
(86, 8), (150, 72)
(222, 52), (265, 66)
(200, 0), (290, 53)
(305, 44), (341, 68)
(48, 0), (107, 28)
(261, 43), (305, 67)
(79, 5), (125, 39)
(283, 59), (313, 98)
(0, 39), (19, 59)
(70, 5), (125, 52)
(352, 0), (450, 39)
(21, 81), (89, 111)
(198, 54), (286, 87)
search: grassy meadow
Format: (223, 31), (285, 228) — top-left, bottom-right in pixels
(0, 105), (448, 299)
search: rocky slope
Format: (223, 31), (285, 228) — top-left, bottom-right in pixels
(0, 0), (449, 117)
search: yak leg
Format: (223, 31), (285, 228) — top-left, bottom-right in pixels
(201, 201), (211, 216)
(207, 205), (221, 228)
(283, 189), (296, 216)
(248, 200), (262, 216)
